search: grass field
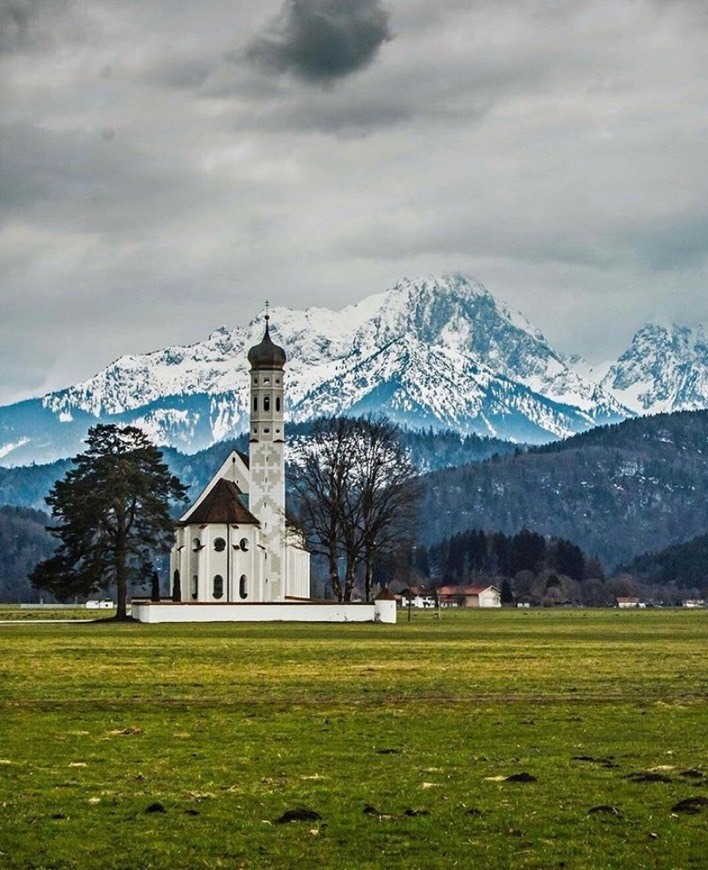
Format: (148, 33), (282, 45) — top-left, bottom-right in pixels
(0, 609), (706, 869)
(0, 606), (116, 622)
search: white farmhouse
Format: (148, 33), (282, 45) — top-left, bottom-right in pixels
(437, 584), (502, 608)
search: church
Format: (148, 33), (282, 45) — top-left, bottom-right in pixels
(169, 316), (311, 604)
(131, 315), (395, 624)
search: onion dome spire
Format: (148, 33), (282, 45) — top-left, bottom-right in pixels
(247, 302), (287, 370)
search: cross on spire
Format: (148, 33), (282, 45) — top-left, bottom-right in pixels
(265, 299), (270, 322)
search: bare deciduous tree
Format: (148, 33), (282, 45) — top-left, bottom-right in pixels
(290, 416), (421, 602)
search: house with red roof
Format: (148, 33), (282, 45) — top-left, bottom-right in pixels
(436, 584), (502, 608)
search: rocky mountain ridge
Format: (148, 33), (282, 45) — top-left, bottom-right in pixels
(1, 274), (706, 465)
(598, 322), (708, 414)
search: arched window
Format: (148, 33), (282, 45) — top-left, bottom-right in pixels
(253, 397), (258, 412)
(172, 569), (181, 599)
(239, 575), (248, 600)
(239, 538), (249, 551)
(275, 397), (281, 412)
(213, 537), (226, 552)
(213, 575), (224, 599)
(191, 574), (198, 600)
(263, 395), (270, 412)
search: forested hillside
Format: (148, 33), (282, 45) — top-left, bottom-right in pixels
(404, 526), (704, 606)
(3, 412), (705, 601)
(420, 410), (708, 567)
(621, 535), (708, 597)
(0, 506), (55, 602)
(0, 424), (515, 511)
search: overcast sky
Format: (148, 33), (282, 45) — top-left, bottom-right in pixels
(1, 0), (707, 405)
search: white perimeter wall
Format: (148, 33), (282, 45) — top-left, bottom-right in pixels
(132, 600), (396, 625)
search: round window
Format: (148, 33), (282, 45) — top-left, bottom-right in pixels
(240, 538), (249, 552)
(213, 537), (226, 552)
(191, 538), (201, 552)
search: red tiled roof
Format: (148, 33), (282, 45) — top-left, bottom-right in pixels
(437, 585), (498, 596)
(180, 478), (259, 526)
(404, 585), (432, 596)
(375, 586), (396, 600)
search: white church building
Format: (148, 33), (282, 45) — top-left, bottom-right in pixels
(170, 318), (310, 606)
(131, 316), (395, 624)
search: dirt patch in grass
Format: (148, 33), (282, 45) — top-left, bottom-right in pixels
(275, 807), (322, 824)
(671, 796), (708, 814)
(626, 772), (673, 783)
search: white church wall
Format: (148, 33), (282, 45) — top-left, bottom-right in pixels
(172, 522), (266, 603)
(374, 599), (397, 624)
(132, 600), (397, 624)
(286, 545), (310, 599)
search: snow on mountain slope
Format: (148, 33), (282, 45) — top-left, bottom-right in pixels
(600, 323), (708, 414)
(1, 273), (634, 465)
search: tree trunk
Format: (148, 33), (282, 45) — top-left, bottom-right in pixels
(343, 560), (356, 602)
(364, 551), (374, 603)
(328, 551), (342, 602)
(115, 542), (129, 620)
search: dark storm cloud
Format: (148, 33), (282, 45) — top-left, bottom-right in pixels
(0, 0), (67, 53)
(247, 0), (392, 83)
(1, 0), (40, 52)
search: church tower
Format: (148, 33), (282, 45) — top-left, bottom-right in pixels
(247, 313), (287, 601)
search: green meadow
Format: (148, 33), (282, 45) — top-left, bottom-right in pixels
(0, 610), (706, 869)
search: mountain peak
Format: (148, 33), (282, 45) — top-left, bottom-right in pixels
(5, 272), (704, 466)
(601, 321), (708, 414)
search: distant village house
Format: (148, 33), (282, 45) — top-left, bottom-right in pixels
(437, 584), (502, 608)
(401, 584), (502, 609)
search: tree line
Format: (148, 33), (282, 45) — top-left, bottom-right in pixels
(2, 415), (705, 607)
(0, 505), (56, 603)
(423, 527), (589, 584)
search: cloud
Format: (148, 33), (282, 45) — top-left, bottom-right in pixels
(0, 0), (69, 54)
(0, 0), (46, 52)
(246, 0), (392, 84)
(2, 0), (708, 404)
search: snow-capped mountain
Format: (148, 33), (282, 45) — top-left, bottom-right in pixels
(0, 274), (634, 465)
(597, 323), (708, 415)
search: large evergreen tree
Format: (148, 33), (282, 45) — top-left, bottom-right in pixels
(30, 425), (187, 619)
